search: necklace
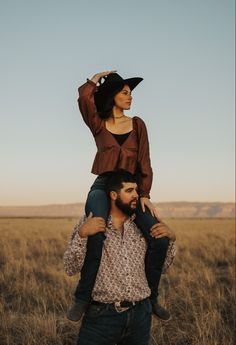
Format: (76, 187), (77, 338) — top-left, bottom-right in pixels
(112, 114), (125, 119)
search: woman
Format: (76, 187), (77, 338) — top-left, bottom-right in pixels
(67, 71), (175, 322)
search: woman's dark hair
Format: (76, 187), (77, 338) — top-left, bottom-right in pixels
(97, 84), (125, 119)
(98, 96), (115, 119)
(106, 170), (137, 196)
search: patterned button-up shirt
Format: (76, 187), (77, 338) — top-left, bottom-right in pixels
(63, 215), (176, 303)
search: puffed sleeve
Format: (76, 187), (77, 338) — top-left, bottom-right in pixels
(134, 117), (153, 198)
(77, 79), (103, 136)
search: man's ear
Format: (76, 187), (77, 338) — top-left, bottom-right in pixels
(110, 191), (118, 201)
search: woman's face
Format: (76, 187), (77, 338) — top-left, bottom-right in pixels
(113, 85), (132, 110)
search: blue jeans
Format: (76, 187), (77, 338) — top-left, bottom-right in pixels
(77, 298), (152, 345)
(75, 173), (169, 302)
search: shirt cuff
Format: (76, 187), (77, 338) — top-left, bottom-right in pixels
(86, 78), (97, 87)
(74, 230), (88, 246)
(139, 193), (150, 199)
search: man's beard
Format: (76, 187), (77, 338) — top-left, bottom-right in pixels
(115, 196), (137, 216)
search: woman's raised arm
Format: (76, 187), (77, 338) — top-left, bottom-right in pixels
(78, 71), (116, 135)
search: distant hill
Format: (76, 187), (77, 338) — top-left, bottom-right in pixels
(0, 202), (235, 218)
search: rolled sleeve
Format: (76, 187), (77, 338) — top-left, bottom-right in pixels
(162, 241), (177, 274)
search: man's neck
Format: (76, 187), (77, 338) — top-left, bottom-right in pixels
(110, 208), (129, 232)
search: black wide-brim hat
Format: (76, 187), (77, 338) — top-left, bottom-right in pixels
(94, 73), (143, 112)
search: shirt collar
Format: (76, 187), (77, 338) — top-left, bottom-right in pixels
(107, 213), (136, 230)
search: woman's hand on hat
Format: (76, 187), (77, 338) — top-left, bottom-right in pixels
(91, 70), (117, 85)
(140, 197), (159, 219)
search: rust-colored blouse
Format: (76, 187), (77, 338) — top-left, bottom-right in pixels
(78, 79), (153, 198)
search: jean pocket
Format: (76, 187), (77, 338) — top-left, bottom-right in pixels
(142, 298), (152, 314)
(85, 304), (107, 318)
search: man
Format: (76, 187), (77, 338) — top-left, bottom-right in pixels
(64, 171), (176, 345)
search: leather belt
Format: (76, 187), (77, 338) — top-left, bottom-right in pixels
(91, 298), (147, 313)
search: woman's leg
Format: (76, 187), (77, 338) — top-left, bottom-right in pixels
(75, 188), (110, 301)
(134, 200), (169, 303)
(74, 176), (110, 302)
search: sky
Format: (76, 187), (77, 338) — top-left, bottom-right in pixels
(0, 0), (235, 205)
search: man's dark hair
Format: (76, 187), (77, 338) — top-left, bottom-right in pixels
(106, 170), (137, 196)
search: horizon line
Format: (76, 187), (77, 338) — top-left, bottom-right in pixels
(0, 200), (235, 207)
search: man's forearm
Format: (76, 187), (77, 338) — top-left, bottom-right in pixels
(162, 240), (177, 274)
(63, 221), (88, 276)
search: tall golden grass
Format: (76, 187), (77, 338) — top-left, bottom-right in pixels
(0, 218), (235, 345)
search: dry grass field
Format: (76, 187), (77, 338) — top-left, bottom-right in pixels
(0, 217), (235, 345)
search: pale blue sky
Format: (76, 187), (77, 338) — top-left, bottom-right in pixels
(0, 0), (235, 205)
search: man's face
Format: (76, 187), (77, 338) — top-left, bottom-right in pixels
(114, 182), (138, 216)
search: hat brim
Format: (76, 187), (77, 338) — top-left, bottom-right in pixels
(123, 77), (143, 91)
(99, 77), (143, 94)
(103, 77), (143, 93)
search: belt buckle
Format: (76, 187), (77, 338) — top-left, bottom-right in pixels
(114, 301), (130, 313)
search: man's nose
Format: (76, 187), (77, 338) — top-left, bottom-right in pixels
(132, 190), (138, 198)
